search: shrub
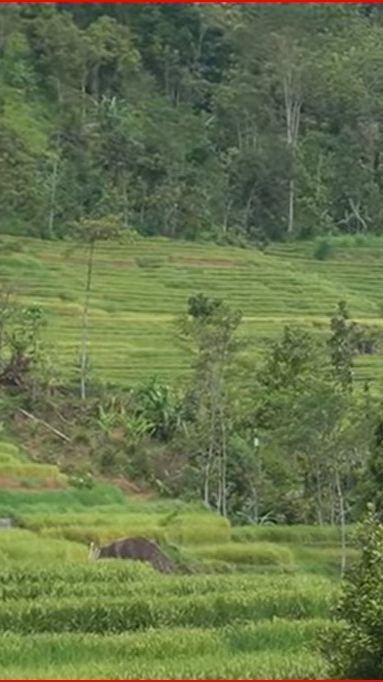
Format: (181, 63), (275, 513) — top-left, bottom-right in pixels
(321, 508), (383, 679)
(68, 472), (94, 489)
(313, 239), (333, 261)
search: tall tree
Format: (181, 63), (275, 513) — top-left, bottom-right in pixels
(75, 215), (121, 400)
(179, 294), (242, 516)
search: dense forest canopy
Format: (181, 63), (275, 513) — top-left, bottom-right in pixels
(2, 2), (383, 243)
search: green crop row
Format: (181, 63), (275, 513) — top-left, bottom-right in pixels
(0, 585), (334, 634)
(0, 530), (86, 565)
(0, 619), (334, 679)
(0, 483), (126, 516)
(232, 523), (356, 546)
(0, 620), (327, 666)
(0, 650), (326, 680)
(21, 509), (231, 546)
(0, 562), (332, 589)
(1, 564), (332, 602)
(192, 541), (295, 568)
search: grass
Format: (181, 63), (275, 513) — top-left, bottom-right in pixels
(0, 482), (126, 517)
(1, 234), (383, 385)
(231, 523), (355, 546)
(0, 562), (334, 678)
(191, 541), (295, 569)
(0, 625), (328, 679)
(0, 529), (86, 565)
(0, 455), (344, 678)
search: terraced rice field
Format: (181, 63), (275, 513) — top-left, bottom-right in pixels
(0, 438), (352, 679)
(0, 521), (338, 679)
(0, 563), (333, 679)
(1, 234), (383, 385)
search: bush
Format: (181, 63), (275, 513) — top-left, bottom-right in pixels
(313, 239), (333, 261)
(321, 508), (383, 679)
(68, 472), (94, 489)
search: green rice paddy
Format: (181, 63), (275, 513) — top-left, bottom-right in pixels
(1, 234), (383, 386)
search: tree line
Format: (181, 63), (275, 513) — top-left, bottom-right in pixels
(2, 3), (383, 243)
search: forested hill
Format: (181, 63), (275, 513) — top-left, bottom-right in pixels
(1, 3), (383, 243)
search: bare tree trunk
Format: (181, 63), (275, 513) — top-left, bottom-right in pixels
(122, 178), (129, 229)
(204, 416), (215, 507)
(287, 178), (294, 235)
(80, 240), (95, 401)
(315, 462), (323, 526)
(282, 61), (302, 236)
(251, 483), (259, 524)
(80, 69), (87, 130)
(219, 404), (227, 517)
(244, 190), (255, 233)
(48, 155), (59, 240)
(222, 199), (232, 236)
(335, 469), (347, 577)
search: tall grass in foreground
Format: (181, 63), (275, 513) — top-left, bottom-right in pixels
(0, 620), (331, 679)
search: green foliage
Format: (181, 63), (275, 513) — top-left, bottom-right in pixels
(0, 482), (125, 516)
(0, 567), (334, 633)
(232, 524), (352, 546)
(313, 239), (333, 261)
(0, 529), (86, 565)
(327, 301), (356, 388)
(321, 509), (383, 679)
(68, 472), (94, 489)
(192, 542), (294, 569)
(0, 620), (327, 679)
(2, 5), (383, 243)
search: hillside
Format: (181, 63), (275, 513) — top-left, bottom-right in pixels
(1, 234), (383, 386)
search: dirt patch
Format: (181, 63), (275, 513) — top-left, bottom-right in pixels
(0, 475), (66, 490)
(108, 476), (144, 495)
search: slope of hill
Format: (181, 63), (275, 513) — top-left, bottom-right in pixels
(1, 234), (383, 386)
